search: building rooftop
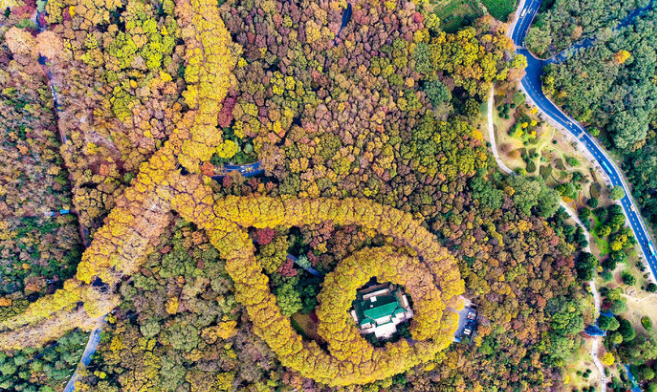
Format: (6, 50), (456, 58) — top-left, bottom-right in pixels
(351, 282), (413, 339)
(354, 292), (406, 326)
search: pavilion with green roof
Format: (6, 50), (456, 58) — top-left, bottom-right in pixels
(350, 282), (414, 339)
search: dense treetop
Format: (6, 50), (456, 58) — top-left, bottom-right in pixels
(0, 0), (621, 390)
(526, 0), (645, 56)
(542, 8), (657, 230)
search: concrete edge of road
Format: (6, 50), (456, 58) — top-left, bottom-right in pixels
(505, 0), (528, 40)
(486, 88), (514, 176)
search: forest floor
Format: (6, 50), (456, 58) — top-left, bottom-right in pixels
(291, 313), (324, 343)
(492, 101), (600, 200)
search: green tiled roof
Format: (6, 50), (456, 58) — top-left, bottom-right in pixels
(353, 289), (406, 326)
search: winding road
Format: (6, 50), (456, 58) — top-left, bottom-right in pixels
(509, 0), (657, 284)
(506, 1), (657, 389)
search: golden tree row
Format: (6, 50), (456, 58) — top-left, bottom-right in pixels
(171, 0), (239, 171)
(314, 246), (457, 378)
(208, 195), (465, 307)
(163, 191), (463, 386)
(0, 0), (237, 347)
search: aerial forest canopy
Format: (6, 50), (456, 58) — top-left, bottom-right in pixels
(525, 0), (649, 56)
(0, 0), (600, 390)
(540, 4), (657, 232)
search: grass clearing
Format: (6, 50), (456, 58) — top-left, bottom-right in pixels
(621, 249), (652, 288)
(562, 337), (603, 390)
(490, 97), (596, 197)
(291, 312), (324, 343)
(432, 0), (484, 33)
(595, 237), (610, 257)
(481, 0), (518, 21)
(622, 291), (657, 334)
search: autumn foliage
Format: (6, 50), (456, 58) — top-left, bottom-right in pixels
(1, 0), (464, 384)
(1, 0), (590, 389)
(174, 194), (463, 386)
(0, 0), (237, 349)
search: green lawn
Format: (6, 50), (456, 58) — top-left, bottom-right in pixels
(433, 0), (484, 33)
(481, 0), (518, 21)
(432, 0), (516, 32)
(590, 215), (612, 256)
(596, 237), (610, 257)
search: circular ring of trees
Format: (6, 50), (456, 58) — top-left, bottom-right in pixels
(0, 0), (464, 385)
(200, 195), (464, 386)
(315, 246), (456, 377)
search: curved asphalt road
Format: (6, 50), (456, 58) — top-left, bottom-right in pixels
(509, 0), (657, 279)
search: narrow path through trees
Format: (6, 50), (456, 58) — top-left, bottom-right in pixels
(31, 7), (102, 390)
(62, 317), (104, 392)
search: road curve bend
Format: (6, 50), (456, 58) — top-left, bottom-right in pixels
(508, 0), (657, 283)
